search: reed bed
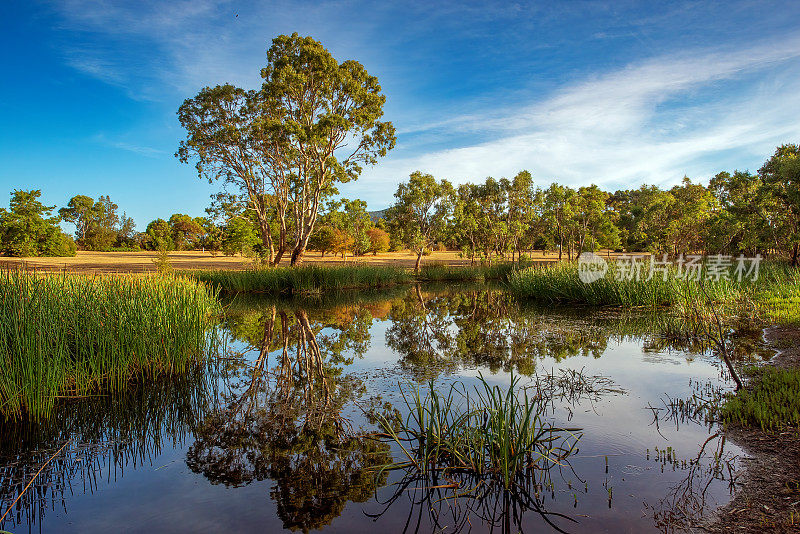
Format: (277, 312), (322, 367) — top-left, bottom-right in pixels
(185, 264), (412, 294)
(374, 374), (581, 491)
(507, 261), (800, 313)
(418, 262), (519, 283)
(0, 270), (220, 422)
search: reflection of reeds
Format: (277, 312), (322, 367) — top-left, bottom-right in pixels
(0, 269), (220, 422)
(1, 366), (213, 531)
(368, 374), (595, 533)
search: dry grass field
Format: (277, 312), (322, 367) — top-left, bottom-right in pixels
(0, 250), (574, 274)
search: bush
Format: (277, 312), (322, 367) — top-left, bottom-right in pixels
(185, 264), (413, 294)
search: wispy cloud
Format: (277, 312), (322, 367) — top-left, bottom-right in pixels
(92, 133), (165, 157)
(347, 36), (800, 206)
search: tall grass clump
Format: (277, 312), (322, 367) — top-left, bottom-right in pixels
(419, 262), (521, 283)
(374, 374), (581, 490)
(0, 270), (220, 422)
(720, 366), (800, 430)
(185, 264), (412, 294)
(507, 262), (744, 307)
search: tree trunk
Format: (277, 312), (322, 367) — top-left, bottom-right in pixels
(290, 245), (305, 266)
(414, 250), (423, 273)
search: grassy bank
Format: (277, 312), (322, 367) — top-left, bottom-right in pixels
(720, 366), (800, 430)
(185, 264), (413, 294)
(418, 262), (519, 282)
(0, 270), (220, 422)
(185, 262), (523, 294)
(507, 261), (800, 317)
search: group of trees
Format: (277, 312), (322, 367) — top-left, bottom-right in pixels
(0, 190), (76, 257)
(58, 195), (136, 250)
(387, 144), (800, 269)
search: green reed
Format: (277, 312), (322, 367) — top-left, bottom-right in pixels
(507, 261), (799, 314)
(0, 270), (220, 422)
(185, 264), (413, 294)
(374, 374), (581, 490)
(418, 262), (519, 283)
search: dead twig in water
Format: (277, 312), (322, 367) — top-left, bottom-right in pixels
(0, 439), (71, 525)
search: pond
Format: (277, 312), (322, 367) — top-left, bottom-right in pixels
(0, 285), (751, 533)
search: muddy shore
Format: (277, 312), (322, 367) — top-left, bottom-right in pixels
(701, 326), (800, 533)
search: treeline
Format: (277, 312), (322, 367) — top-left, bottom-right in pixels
(386, 144), (800, 269)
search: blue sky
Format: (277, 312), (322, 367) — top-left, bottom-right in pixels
(2, 1), (800, 233)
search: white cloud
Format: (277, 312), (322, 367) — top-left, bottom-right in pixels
(92, 133), (165, 157)
(347, 36), (800, 207)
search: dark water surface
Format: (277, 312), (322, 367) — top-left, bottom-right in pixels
(0, 286), (747, 533)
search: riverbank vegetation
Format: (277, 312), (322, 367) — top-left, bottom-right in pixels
(0, 270), (219, 422)
(720, 366), (800, 430)
(507, 260), (800, 316)
(184, 261), (524, 294)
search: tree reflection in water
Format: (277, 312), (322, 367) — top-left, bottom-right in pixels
(187, 303), (390, 532)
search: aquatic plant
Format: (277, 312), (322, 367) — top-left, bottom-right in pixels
(418, 262), (519, 283)
(374, 374), (581, 491)
(0, 269), (220, 422)
(507, 261), (800, 319)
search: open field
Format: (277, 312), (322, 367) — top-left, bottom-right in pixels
(0, 249), (576, 273)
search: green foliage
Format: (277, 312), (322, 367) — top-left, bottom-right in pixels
(220, 217), (259, 256)
(177, 33), (396, 265)
(59, 194), (131, 250)
(168, 213), (203, 250)
(721, 366), (800, 430)
(0, 190), (76, 257)
(0, 270), (220, 422)
(145, 218), (174, 251)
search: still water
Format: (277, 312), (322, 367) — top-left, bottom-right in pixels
(0, 285), (750, 533)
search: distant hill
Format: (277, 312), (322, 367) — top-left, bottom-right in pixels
(368, 209), (389, 223)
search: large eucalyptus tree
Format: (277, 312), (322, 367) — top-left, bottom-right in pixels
(177, 34), (395, 265)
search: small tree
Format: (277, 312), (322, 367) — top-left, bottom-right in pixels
(387, 172), (453, 273)
(145, 219), (174, 251)
(366, 228), (390, 255)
